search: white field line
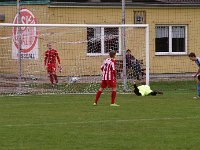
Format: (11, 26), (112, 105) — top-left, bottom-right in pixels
(0, 102), (72, 106)
(1, 116), (200, 127)
(0, 93), (134, 98)
(0, 99), (198, 106)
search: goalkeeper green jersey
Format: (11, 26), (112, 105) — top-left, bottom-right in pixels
(137, 85), (153, 96)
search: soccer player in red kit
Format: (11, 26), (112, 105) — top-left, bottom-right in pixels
(44, 43), (61, 85)
(93, 50), (119, 107)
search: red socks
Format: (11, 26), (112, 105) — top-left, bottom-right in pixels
(49, 75), (54, 84)
(54, 74), (58, 83)
(111, 91), (116, 104)
(49, 74), (58, 84)
(95, 90), (116, 104)
(95, 90), (102, 104)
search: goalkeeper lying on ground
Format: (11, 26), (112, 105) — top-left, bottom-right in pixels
(133, 81), (163, 96)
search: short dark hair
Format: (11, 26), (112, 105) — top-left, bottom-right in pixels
(188, 52), (196, 57)
(109, 50), (116, 58)
(126, 49), (131, 53)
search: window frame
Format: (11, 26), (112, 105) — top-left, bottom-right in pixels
(155, 25), (187, 56)
(87, 27), (121, 56)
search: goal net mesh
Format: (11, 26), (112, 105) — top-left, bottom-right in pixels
(0, 24), (148, 95)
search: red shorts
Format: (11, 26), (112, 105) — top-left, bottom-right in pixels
(47, 63), (56, 74)
(100, 80), (116, 88)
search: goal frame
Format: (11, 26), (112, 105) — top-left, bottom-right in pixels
(0, 23), (149, 92)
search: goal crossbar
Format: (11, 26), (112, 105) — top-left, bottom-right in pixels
(0, 23), (150, 94)
(0, 23), (149, 28)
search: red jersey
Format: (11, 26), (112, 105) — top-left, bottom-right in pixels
(101, 58), (116, 81)
(44, 49), (60, 65)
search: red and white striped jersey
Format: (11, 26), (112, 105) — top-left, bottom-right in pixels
(101, 58), (116, 81)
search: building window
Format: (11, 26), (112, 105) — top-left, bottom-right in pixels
(87, 27), (120, 55)
(155, 25), (187, 55)
(134, 11), (146, 24)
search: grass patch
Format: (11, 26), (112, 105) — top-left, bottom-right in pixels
(0, 85), (199, 150)
(27, 80), (196, 94)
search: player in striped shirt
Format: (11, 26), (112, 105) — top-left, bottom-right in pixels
(188, 52), (200, 78)
(44, 43), (61, 86)
(93, 50), (119, 107)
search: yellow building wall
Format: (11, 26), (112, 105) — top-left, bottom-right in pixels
(0, 5), (200, 77)
(140, 7), (200, 74)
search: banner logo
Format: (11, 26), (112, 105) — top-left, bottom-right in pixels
(12, 9), (38, 59)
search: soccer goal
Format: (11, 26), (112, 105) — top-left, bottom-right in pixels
(0, 23), (149, 95)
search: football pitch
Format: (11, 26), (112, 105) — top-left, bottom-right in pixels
(0, 81), (200, 150)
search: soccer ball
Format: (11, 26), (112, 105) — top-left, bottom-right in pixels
(30, 75), (38, 80)
(71, 77), (79, 83)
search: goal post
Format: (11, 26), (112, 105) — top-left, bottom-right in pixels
(0, 23), (149, 95)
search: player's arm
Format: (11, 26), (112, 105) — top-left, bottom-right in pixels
(101, 60), (105, 72)
(56, 51), (61, 65)
(44, 51), (47, 66)
(113, 69), (116, 78)
(56, 51), (62, 72)
(101, 65), (104, 72)
(111, 61), (116, 78)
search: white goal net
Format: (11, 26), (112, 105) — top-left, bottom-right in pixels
(0, 23), (149, 95)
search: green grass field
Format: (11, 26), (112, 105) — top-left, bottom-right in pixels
(0, 81), (200, 150)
